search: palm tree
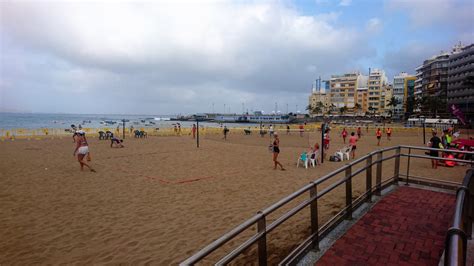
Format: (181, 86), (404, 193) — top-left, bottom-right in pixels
(368, 106), (375, 116)
(313, 106), (322, 115)
(339, 107), (345, 115)
(354, 103), (362, 115)
(386, 96), (399, 118)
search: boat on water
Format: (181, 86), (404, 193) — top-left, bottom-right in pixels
(154, 117), (171, 121)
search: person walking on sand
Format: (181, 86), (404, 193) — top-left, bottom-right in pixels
(386, 127), (392, 141)
(376, 128), (382, 146)
(73, 131), (96, 172)
(192, 124), (197, 139)
(223, 126), (229, 140)
(429, 131), (442, 169)
(272, 133), (285, 170)
(286, 125), (290, 135)
(269, 124), (274, 137)
(357, 127), (362, 139)
(341, 128), (348, 144)
(299, 124), (304, 137)
(349, 132), (358, 159)
(178, 123), (182, 136)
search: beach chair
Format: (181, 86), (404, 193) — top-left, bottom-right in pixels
(297, 152), (309, 169)
(105, 131), (113, 140)
(134, 130), (141, 138)
(335, 145), (352, 161)
(98, 131), (106, 140)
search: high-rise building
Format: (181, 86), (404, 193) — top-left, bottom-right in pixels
(414, 51), (451, 115)
(382, 84), (393, 115)
(447, 43), (474, 124)
(393, 72), (416, 119)
(308, 80), (330, 114)
(367, 69), (388, 114)
(355, 75), (369, 114)
(329, 73), (359, 112)
(404, 76), (416, 118)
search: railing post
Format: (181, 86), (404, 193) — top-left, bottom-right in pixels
(375, 151), (383, 196)
(405, 148), (411, 186)
(345, 165), (352, 220)
(366, 154), (372, 203)
(309, 182), (319, 250)
(256, 212), (267, 266)
(394, 147), (400, 184)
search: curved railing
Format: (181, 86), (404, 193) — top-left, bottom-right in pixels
(444, 169), (473, 266)
(181, 145), (474, 265)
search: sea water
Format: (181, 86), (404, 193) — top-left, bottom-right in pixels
(0, 113), (261, 130)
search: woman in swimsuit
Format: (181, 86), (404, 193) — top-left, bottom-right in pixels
(272, 133), (285, 170)
(73, 132), (96, 172)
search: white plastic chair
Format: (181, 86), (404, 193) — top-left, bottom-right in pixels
(309, 151), (319, 167)
(336, 145), (352, 161)
(297, 152), (309, 169)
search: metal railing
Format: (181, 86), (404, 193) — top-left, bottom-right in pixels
(444, 169), (474, 266)
(181, 146), (474, 265)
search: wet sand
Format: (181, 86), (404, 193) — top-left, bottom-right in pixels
(0, 128), (469, 264)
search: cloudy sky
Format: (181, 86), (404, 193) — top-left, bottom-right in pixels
(1, 0), (473, 115)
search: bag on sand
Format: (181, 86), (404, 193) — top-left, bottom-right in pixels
(329, 155), (340, 162)
(86, 153), (92, 161)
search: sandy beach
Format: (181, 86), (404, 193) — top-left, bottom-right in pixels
(0, 127), (470, 264)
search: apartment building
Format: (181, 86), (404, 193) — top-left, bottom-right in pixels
(367, 69), (388, 113)
(382, 84), (393, 115)
(329, 73), (359, 111)
(447, 43), (474, 124)
(308, 80), (330, 114)
(393, 72), (416, 119)
(414, 51), (450, 115)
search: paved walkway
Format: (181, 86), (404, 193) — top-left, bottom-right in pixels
(317, 187), (455, 266)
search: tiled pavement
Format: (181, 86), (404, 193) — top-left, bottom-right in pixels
(317, 187), (455, 266)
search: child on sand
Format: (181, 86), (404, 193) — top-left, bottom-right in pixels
(349, 132), (358, 159)
(313, 143), (320, 164)
(376, 128), (382, 146)
(341, 128), (348, 143)
(323, 129), (330, 159)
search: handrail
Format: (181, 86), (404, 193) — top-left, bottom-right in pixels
(445, 169), (474, 266)
(181, 146), (474, 265)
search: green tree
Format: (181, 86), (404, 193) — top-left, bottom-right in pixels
(386, 96), (399, 118)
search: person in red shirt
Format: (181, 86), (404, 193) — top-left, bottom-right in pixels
(376, 128), (382, 146)
(349, 132), (358, 159)
(341, 128), (348, 143)
(299, 124), (304, 137)
(192, 124), (197, 139)
(386, 127), (392, 141)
